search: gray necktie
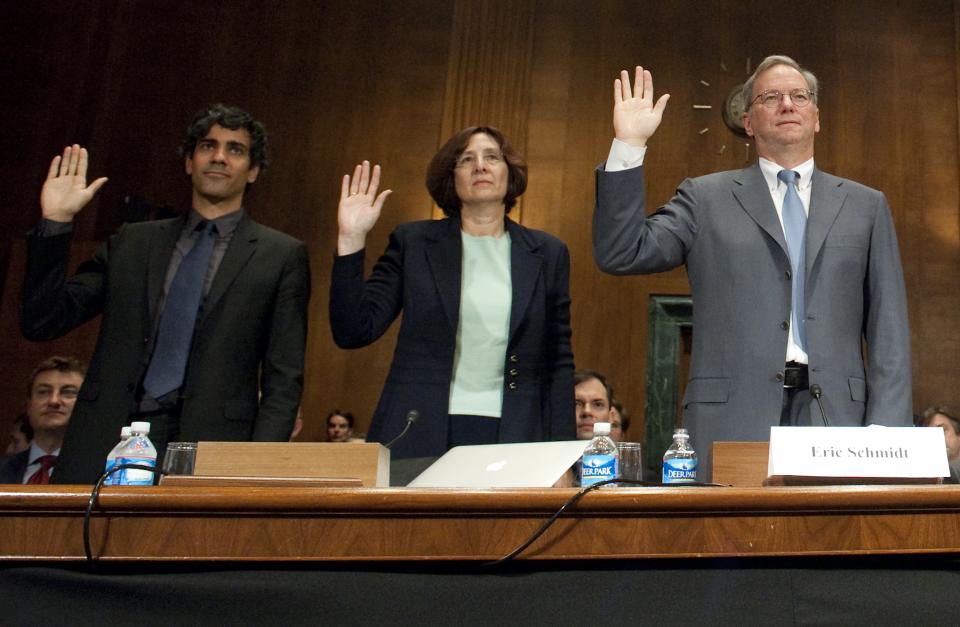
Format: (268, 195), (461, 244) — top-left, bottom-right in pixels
(777, 169), (807, 351)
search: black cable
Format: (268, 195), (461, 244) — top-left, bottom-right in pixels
(484, 478), (727, 566)
(81, 467), (723, 568)
(83, 463), (159, 568)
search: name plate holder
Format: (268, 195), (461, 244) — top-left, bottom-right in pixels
(160, 442), (389, 488)
(765, 426), (948, 486)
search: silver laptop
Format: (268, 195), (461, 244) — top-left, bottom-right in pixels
(407, 440), (588, 488)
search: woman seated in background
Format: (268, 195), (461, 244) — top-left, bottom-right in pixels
(330, 126), (574, 458)
(326, 410), (357, 442)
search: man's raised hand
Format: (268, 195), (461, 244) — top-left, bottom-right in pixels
(613, 66), (670, 147)
(40, 145), (108, 222)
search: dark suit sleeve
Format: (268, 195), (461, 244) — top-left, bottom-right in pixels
(593, 164), (697, 275)
(0, 451), (29, 484)
(20, 227), (113, 341)
(253, 242), (311, 440)
(545, 241), (575, 440)
(863, 193), (912, 426)
(329, 229), (404, 349)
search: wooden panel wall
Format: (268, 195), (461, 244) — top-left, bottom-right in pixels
(0, 0), (957, 449)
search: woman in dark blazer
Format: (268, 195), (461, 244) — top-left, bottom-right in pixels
(330, 126), (574, 458)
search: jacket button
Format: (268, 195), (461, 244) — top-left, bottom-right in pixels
(508, 382), (518, 390)
(509, 354), (519, 363)
(775, 372), (785, 382)
(509, 368), (519, 377)
(780, 321), (789, 330)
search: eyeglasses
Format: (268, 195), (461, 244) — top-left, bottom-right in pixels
(454, 152), (504, 169)
(751, 88), (816, 109)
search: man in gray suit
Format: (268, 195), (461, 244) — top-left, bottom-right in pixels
(593, 55), (912, 479)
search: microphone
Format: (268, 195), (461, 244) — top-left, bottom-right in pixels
(810, 384), (830, 427)
(384, 410), (420, 449)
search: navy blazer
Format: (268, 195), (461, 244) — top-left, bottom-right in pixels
(0, 450), (29, 484)
(330, 216), (574, 458)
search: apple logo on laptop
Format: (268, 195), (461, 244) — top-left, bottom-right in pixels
(486, 459), (508, 472)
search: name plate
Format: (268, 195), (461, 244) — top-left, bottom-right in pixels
(768, 426), (949, 479)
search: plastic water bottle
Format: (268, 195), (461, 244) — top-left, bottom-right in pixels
(581, 422), (619, 487)
(103, 426), (133, 485)
(662, 427), (698, 484)
(116, 421), (157, 486)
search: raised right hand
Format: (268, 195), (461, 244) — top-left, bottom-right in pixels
(337, 160), (392, 256)
(40, 145), (108, 222)
(613, 66), (670, 147)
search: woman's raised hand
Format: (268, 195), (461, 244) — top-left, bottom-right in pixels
(337, 160), (392, 256)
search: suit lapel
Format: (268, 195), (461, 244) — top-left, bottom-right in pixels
(146, 216), (185, 329)
(199, 216), (258, 326)
(425, 218), (462, 332)
(732, 164), (790, 259)
(506, 218), (543, 342)
(806, 169), (846, 274)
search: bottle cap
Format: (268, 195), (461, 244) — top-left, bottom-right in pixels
(130, 421), (151, 434)
(120, 426), (132, 437)
(593, 422), (611, 436)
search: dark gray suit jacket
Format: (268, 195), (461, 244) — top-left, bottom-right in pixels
(594, 164), (912, 477)
(21, 213), (311, 484)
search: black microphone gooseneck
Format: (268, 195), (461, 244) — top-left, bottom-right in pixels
(810, 384), (830, 427)
(384, 410), (420, 449)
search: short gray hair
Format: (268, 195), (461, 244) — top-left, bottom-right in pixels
(741, 55), (819, 111)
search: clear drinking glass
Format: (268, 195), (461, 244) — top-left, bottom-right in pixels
(162, 442), (198, 476)
(617, 442), (643, 486)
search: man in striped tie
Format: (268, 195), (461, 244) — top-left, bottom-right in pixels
(0, 356), (85, 484)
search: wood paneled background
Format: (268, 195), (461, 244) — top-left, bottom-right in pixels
(1, 0), (957, 448)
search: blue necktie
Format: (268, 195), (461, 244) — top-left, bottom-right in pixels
(777, 169), (807, 351)
(143, 221), (216, 398)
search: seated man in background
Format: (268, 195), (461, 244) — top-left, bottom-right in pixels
(917, 406), (960, 482)
(609, 399), (631, 443)
(575, 370), (613, 440)
(0, 356), (85, 483)
(4, 414), (33, 457)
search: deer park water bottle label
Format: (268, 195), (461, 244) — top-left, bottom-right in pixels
(662, 458), (697, 483)
(581, 454), (618, 487)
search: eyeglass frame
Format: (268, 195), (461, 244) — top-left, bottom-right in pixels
(750, 88), (817, 109)
(453, 151), (505, 170)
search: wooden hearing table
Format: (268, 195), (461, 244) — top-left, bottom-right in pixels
(3, 483), (960, 562)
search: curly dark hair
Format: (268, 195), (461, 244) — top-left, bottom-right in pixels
(425, 126), (527, 216)
(179, 103), (270, 174)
